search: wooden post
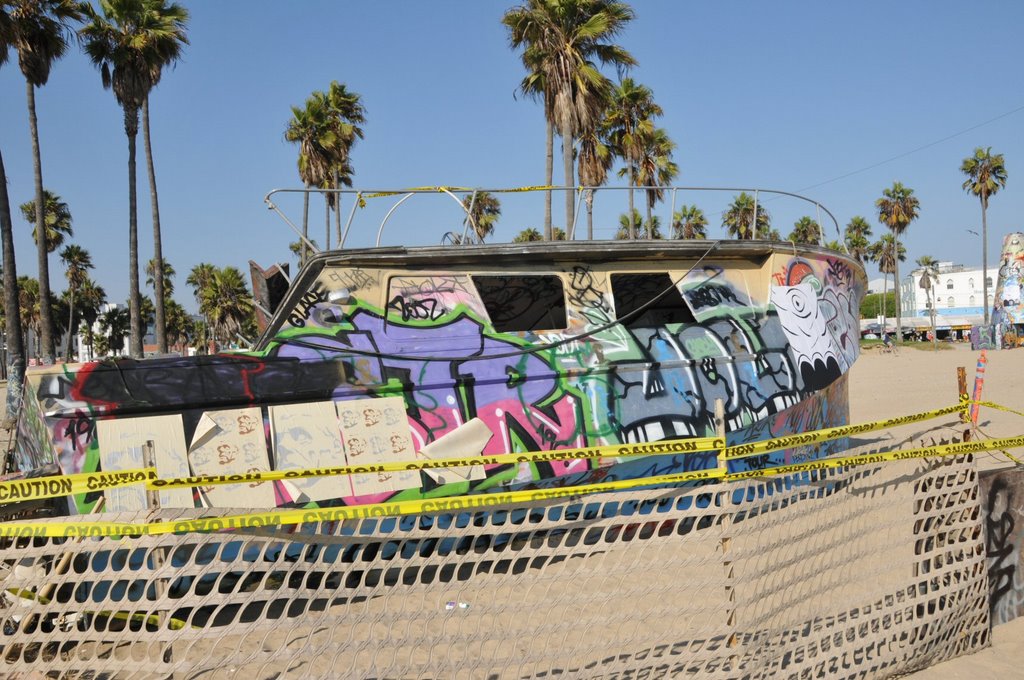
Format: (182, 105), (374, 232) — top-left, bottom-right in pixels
(715, 399), (738, 665)
(957, 366), (971, 442)
(142, 441), (169, 639)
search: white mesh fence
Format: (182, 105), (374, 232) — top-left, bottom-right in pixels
(0, 455), (988, 679)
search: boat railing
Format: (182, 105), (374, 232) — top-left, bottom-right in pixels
(263, 185), (844, 253)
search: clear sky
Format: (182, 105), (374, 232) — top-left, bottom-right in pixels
(2, 0), (1023, 312)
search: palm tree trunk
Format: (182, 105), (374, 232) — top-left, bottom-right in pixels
(562, 128), (574, 236)
(26, 82), (56, 364)
(333, 170), (342, 248)
(982, 192), (990, 326)
(544, 119), (553, 241)
(586, 190), (594, 240)
(0, 147), (25, 426)
(881, 275), (888, 337)
(65, 290), (75, 361)
(627, 166), (636, 240)
(143, 98), (168, 354)
(893, 239), (902, 345)
(301, 185), (310, 266)
(125, 106), (144, 359)
(324, 192), (330, 251)
(645, 195), (653, 239)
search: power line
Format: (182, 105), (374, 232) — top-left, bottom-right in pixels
(795, 103), (1024, 194)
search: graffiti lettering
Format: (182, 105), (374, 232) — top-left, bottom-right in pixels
(288, 282), (328, 328)
(387, 295), (444, 321)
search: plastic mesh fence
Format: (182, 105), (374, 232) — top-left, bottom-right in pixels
(0, 455), (988, 679)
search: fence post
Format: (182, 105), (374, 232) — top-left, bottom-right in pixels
(957, 366), (971, 442)
(715, 399), (738, 667)
(142, 441), (170, 648)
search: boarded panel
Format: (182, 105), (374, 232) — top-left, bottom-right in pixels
(270, 401), (348, 502)
(336, 396), (420, 496)
(95, 415), (192, 510)
(188, 407), (275, 508)
(418, 418), (491, 485)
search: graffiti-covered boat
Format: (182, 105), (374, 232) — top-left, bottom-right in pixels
(9, 187), (865, 517)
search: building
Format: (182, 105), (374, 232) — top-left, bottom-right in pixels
(896, 262), (993, 339)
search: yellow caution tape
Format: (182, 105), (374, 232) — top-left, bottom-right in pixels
(2, 433), (1024, 538)
(148, 436), (724, 492)
(0, 469), (156, 503)
(721, 402), (969, 461)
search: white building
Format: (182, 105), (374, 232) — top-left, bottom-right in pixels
(901, 262), (994, 319)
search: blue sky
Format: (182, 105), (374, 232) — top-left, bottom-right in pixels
(2, 0), (1023, 312)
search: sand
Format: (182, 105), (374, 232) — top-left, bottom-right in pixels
(1, 344), (1023, 676)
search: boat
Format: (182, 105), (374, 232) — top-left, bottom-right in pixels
(6, 186), (866, 517)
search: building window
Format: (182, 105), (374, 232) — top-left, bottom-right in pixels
(947, 296), (955, 308)
(611, 273), (695, 328)
(986, 277), (993, 288)
(968, 277), (974, 288)
(473, 275), (567, 332)
(946, 279), (954, 290)
(969, 295), (975, 306)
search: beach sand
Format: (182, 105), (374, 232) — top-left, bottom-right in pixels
(848, 343), (1024, 678)
(1, 344), (1022, 677)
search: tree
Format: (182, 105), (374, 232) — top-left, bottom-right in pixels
(75, 277), (106, 360)
(503, 0), (636, 235)
(844, 216), (873, 266)
(322, 81), (365, 247)
(577, 127), (612, 239)
(97, 305), (130, 357)
(8, 0), (83, 364)
(135, 0), (188, 355)
(723, 192), (770, 240)
(672, 204), (707, 239)
(201, 266), (254, 348)
(616, 210), (661, 240)
(513, 227), (543, 242)
(461, 191), (501, 243)
(788, 216), (821, 245)
(186, 262), (215, 349)
(285, 91), (332, 265)
(145, 257), (175, 297)
(625, 126), (677, 235)
(916, 255), (940, 350)
(59, 244), (93, 360)
(875, 182), (920, 344)
(19, 189), (72, 253)
(867, 233), (905, 336)
(0, 8), (26, 418)
(17, 276), (39, 358)
(164, 298), (192, 352)
(960, 147), (1007, 326)
(82, 0), (187, 359)
(604, 78), (661, 238)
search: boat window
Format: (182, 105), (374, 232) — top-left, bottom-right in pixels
(610, 273), (695, 328)
(472, 275), (567, 332)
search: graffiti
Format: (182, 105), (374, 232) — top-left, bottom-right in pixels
(994, 233), (1024, 325)
(770, 283), (842, 392)
(288, 282), (329, 328)
(18, 248), (864, 511)
(984, 474), (1024, 625)
(387, 295), (444, 321)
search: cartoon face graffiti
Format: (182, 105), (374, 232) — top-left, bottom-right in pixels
(362, 408), (382, 427)
(237, 414), (259, 435)
(217, 443), (239, 465)
(770, 283), (842, 392)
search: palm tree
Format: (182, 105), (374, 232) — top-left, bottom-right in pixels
(461, 191), (501, 243)
(17, 276), (40, 358)
(164, 298), (192, 352)
(81, 0), (187, 359)
(616, 210), (661, 240)
(868, 233), (906, 337)
(202, 266), (254, 348)
(187, 262), (215, 349)
(137, 0), (188, 356)
(604, 78), (661, 238)
(145, 257), (175, 297)
(285, 91), (332, 265)
(8, 0), (83, 364)
(503, 0), (636, 235)
(916, 255), (940, 350)
(626, 126), (677, 235)
(788, 216), (821, 245)
(577, 127), (612, 239)
(59, 244), (92, 360)
(672, 204), (707, 239)
(875, 182), (920, 344)
(723, 192), (770, 240)
(76, 277), (106, 360)
(844, 216), (873, 266)
(20, 189), (72, 252)
(513, 227), (544, 242)
(960, 147), (1007, 326)
(323, 81), (365, 247)
(0, 8), (25, 414)
(98, 305), (130, 357)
